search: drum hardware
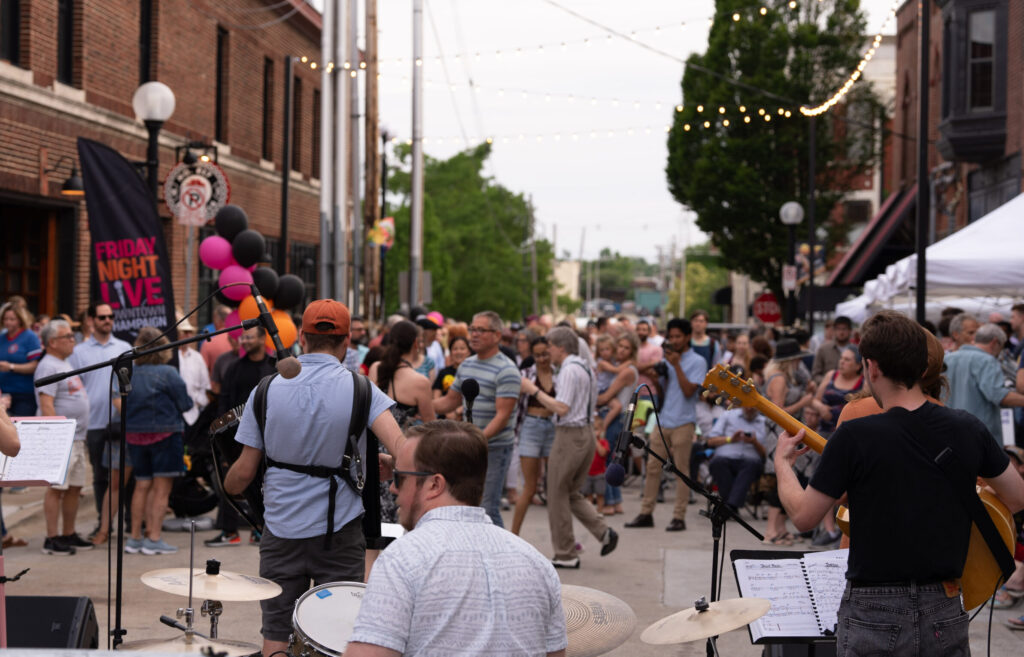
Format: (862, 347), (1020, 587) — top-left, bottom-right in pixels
(201, 599), (224, 639)
(288, 581), (366, 657)
(641, 595), (771, 648)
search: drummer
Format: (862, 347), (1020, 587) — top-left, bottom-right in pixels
(346, 420), (567, 657)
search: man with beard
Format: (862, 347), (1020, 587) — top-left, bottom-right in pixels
(346, 420), (567, 657)
(205, 325), (276, 547)
(636, 319), (663, 400)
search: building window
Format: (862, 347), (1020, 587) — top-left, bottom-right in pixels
(0, 0), (19, 65)
(139, 0), (152, 84)
(968, 153), (1020, 222)
(291, 76), (302, 171)
(57, 0), (75, 84)
(967, 9), (995, 111)
(290, 242), (318, 305)
(262, 57), (274, 161)
(312, 89), (321, 179)
(215, 26), (229, 143)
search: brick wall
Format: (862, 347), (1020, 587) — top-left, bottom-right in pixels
(0, 0), (328, 317)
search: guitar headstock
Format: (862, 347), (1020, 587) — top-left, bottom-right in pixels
(701, 364), (759, 410)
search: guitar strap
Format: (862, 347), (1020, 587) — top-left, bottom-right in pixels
(891, 409), (1016, 583)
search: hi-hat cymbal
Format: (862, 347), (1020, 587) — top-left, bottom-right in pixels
(641, 597), (771, 644)
(122, 633), (258, 656)
(142, 568), (283, 602)
(561, 584), (636, 657)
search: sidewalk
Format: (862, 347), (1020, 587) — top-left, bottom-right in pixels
(2, 479), (1023, 656)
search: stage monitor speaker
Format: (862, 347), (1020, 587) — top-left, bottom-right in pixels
(5, 595), (99, 649)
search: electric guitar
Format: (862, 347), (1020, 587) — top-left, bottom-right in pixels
(702, 364), (1015, 610)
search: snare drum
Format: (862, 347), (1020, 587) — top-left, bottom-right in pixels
(289, 581), (366, 657)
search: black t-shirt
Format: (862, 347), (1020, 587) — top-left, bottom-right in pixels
(218, 355), (277, 413)
(431, 365), (458, 394)
(809, 401), (1009, 583)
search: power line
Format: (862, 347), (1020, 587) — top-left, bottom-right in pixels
(424, 2), (470, 144)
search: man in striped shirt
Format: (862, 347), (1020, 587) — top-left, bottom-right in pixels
(434, 311), (521, 527)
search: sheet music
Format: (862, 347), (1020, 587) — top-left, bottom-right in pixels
(734, 549), (849, 642)
(803, 549), (849, 634)
(734, 558), (821, 641)
(3, 419), (76, 485)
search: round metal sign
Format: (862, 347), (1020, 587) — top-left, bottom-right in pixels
(164, 160), (230, 225)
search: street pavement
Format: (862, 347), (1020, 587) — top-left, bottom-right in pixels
(3, 477), (1024, 656)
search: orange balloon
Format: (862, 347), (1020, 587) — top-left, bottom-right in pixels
(265, 309), (297, 351)
(238, 295), (272, 322)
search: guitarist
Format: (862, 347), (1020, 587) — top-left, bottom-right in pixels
(775, 310), (1024, 655)
(205, 325), (276, 547)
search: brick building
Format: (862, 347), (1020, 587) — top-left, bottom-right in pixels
(0, 0), (325, 321)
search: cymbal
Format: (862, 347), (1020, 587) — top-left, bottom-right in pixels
(641, 597), (771, 644)
(122, 633), (258, 656)
(561, 584), (636, 657)
(142, 567), (283, 602)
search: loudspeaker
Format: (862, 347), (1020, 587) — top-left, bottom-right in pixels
(6, 595), (99, 649)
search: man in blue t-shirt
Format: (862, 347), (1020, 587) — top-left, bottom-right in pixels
(626, 317), (707, 532)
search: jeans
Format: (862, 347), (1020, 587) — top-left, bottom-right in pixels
(482, 442), (514, 528)
(708, 453), (763, 509)
(837, 581), (969, 656)
(603, 414), (624, 506)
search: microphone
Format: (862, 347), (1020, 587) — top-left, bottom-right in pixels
(462, 378), (480, 424)
(250, 286), (302, 379)
(605, 385), (641, 487)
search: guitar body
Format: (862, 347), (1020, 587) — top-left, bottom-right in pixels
(702, 364), (1016, 610)
(208, 405), (266, 533)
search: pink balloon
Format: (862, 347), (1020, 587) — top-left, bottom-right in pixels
(199, 235), (234, 271)
(225, 310), (243, 340)
(219, 265), (254, 300)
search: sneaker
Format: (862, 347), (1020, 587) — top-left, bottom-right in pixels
(124, 537), (145, 554)
(141, 538), (178, 555)
(204, 532), (241, 548)
(249, 530), (261, 545)
(62, 533), (95, 551)
(600, 528), (618, 556)
(42, 536), (76, 556)
(552, 557), (581, 569)
(811, 529), (842, 548)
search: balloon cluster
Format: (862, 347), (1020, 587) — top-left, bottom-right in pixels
(199, 205), (302, 350)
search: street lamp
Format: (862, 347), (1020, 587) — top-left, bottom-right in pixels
(131, 81), (176, 202)
(779, 201), (805, 326)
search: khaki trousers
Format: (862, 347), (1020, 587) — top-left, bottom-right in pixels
(639, 423), (695, 520)
(547, 424), (608, 561)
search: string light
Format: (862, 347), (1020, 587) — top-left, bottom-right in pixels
(800, 0), (900, 116)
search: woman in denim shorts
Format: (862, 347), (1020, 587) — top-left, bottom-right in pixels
(510, 336), (556, 535)
(123, 327), (193, 556)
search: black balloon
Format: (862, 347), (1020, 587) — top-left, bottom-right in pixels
(215, 289), (241, 309)
(252, 267), (280, 299)
(231, 229), (266, 268)
(274, 274), (306, 309)
(215, 205), (249, 241)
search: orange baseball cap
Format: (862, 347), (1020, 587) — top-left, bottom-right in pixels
(302, 299), (351, 335)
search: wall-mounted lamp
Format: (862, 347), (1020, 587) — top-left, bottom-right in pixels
(44, 155), (85, 198)
(176, 139), (218, 167)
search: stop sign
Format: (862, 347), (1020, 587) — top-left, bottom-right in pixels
(753, 292), (782, 323)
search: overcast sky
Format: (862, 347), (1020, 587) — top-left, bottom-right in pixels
(310, 0), (902, 261)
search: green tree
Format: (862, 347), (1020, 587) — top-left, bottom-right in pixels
(384, 143), (553, 320)
(665, 0), (883, 297)
(664, 245), (730, 320)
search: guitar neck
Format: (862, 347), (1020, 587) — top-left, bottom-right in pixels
(750, 395), (828, 454)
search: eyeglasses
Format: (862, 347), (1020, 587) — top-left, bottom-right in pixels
(95, 314), (114, 320)
(468, 327), (497, 335)
(55, 334), (76, 341)
(392, 469), (436, 487)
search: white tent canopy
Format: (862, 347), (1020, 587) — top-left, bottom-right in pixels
(835, 191), (1024, 321)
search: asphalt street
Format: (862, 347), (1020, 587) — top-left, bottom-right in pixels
(2, 477), (1023, 656)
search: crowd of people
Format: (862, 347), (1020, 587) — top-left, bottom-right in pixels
(5, 291), (1024, 652)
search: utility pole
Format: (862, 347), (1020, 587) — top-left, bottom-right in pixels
(333, 1), (349, 300)
(279, 55), (293, 275)
(349, 0), (361, 312)
(409, 0), (424, 309)
(364, 0), (380, 318)
(318, 0), (335, 299)
(551, 224), (558, 315)
(915, 0), (930, 323)
(530, 222), (539, 316)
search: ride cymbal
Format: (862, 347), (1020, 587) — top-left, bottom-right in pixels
(641, 597), (771, 644)
(561, 584), (636, 657)
(142, 567), (283, 602)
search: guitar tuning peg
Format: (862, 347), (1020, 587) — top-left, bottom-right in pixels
(714, 395), (727, 406)
(717, 369), (729, 380)
(741, 384), (753, 394)
(747, 378), (755, 386)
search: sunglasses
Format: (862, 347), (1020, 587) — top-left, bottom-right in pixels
(392, 469), (436, 487)
(95, 314), (114, 320)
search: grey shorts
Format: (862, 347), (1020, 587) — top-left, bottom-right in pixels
(258, 516), (366, 642)
(580, 473), (606, 497)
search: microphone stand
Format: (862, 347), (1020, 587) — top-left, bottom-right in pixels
(34, 319), (261, 648)
(623, 430), (763, 657)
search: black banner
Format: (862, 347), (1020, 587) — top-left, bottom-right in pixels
(77, 138), (177, 345)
